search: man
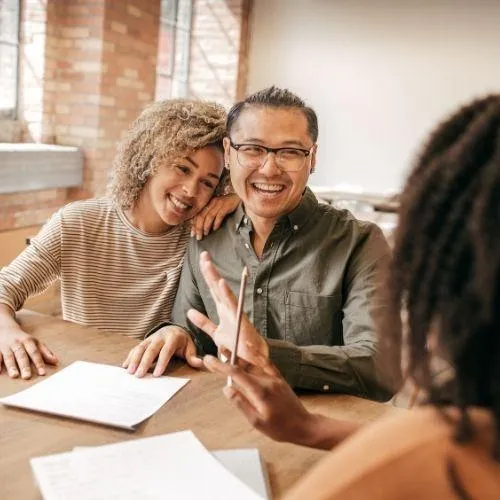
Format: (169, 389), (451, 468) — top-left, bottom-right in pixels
(124, 86), (401, 401)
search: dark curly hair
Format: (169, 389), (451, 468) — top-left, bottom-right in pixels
(388, 94), (500, 479)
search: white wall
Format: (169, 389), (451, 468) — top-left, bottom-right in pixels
(247, 0), (500, 193)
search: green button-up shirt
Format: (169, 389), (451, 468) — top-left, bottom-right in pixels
(171, 188), (401, 401)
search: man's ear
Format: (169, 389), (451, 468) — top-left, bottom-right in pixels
(310, 144), (318, 173)
(223, 137), (231, 170)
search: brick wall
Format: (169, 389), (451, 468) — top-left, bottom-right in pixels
(1, 0), (250, 232)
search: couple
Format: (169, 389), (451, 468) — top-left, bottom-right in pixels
(1, 86), (397, 402)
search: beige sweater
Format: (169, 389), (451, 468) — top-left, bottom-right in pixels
(0, 198), (189, 338)
(285, 406), (500, 499)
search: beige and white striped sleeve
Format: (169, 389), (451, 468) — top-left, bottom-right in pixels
(0, 210), (62, 312)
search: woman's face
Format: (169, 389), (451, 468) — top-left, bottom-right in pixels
(141, 146), (224, 231)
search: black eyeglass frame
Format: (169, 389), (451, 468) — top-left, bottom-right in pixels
(229, 139), (313, 157)
(228, 139), (314, 171)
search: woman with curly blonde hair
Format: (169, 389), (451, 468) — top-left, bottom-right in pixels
(0, 99), (239, 380)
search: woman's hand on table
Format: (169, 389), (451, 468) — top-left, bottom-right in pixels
(0, 325), (57, 379)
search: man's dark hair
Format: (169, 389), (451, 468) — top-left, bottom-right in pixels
(386, 94), (500, 494)
(226, 86), (319, 142)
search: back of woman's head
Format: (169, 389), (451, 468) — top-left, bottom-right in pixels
(389, 94), (500, 452)
(109, 99), (227, 209)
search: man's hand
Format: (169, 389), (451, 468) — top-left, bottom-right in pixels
(203, 353), (318, 446)
(122, 325), (202, 377)
(191, 194), (240, 240)
(0, 326), (57, 379)
(186, 251), (268, 363)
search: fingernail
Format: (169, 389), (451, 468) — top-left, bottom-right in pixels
(190, 231), (194, 237)
(128, 365), (136, 373)
(9, 369), (18, 378)
(196, 235), (202, 241)
(136, 368), (144, 377)
(39, 368), (46, 376)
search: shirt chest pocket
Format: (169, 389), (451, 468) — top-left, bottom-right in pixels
(285, 291), (342, 346)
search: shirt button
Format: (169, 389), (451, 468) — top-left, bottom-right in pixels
(256, 287), (263, 295)
(322, 384), (330, 392)
(235, 223), (239, 230)
(244, 217), (248, 224)
(244, 243), (250, 250)
(293, 225), (299, 231)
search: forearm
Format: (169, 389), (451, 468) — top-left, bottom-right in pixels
(300, 413), (361, 450)
(269, 340), (393, 401)
(0, 303), (20, 330)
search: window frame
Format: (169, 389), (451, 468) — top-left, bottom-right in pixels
(0, 0), (21, 120)
(156, 0), (193, 99)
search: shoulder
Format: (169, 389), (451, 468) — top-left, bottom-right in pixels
(315, 202), (384, 241)
(59, 197), (114, 221)
(286, 407), (456, 500)
(187, 211), (236, 258)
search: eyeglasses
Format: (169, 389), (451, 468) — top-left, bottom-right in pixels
(229, 139), (314, 172)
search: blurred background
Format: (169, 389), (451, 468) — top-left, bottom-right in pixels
(1, 0), (499, 313)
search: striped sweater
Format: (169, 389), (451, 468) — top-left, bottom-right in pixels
(0, 198), (190, 339)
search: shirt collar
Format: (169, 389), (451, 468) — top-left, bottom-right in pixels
(233, 187), (318, 233)
(282, 187), (318, 231)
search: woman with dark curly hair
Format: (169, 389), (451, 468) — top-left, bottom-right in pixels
(199, 94), (500, 499)
(0, 99), (239, 380)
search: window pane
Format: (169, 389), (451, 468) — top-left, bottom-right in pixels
(157, 25), (175, 77)
(176, 0), (192, 29)
(156, 75), (173, 101)
(0, 43), (17, 114)
(160, 0), (178, 24)
(174, 27), (190, 83)
(0, 0), (20, 42)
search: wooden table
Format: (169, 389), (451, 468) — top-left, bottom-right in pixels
(0, 311), (401, 499)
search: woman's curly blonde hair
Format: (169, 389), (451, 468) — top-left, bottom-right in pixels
(108, 99), (228, 209)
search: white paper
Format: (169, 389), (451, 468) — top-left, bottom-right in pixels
(0, 361), (189, 429)
(31, 431), (262, 500)
(213, 449), (270, 499)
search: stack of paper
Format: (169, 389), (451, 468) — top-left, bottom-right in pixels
(30, 431), (270, 499)
(0, 361), (189, 429)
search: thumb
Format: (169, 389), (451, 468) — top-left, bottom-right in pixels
(184, 337), (203, 369)
(38, 342), (58, 365)
(187, 308), (217, 339)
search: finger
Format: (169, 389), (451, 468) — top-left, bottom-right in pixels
(219, 347), (231, 361)
(203, 207), (219, 235)
(122, 348), (133, 368)
(222, 385), (261, 425)
(199, 254), (222, 303)
(0, 352), (2, 374)
(1, 349), (19, 378)
(23, 339), (46, 376)
(204, 356), (270, 413)
(246, 342), (280, 376)
(187, 308), (217, 337)
(127, 343), (148, 374)
(37, 342), (58, 365)
(217, 278), (239, 310)
(11, 343), (31, 379)
(136, 341), (164, 377)
(212, 212), (226, 231)
(153, 342), (177, 377)
(192, 209), (209, 240)
(185, 339), (203, 369)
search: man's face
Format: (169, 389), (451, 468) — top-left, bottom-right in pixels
(224, 107), (316, 222)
